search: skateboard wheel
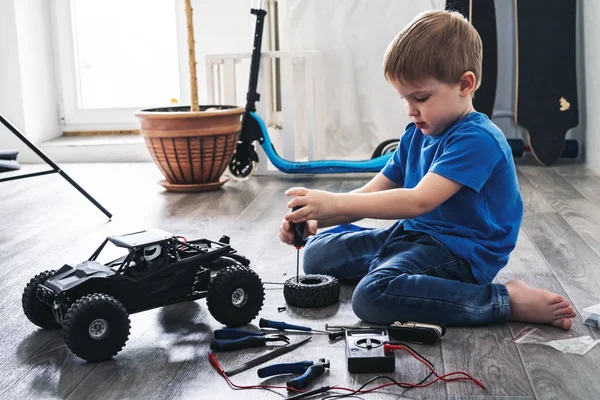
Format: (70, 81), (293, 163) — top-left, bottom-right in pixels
(563, 140), (579, 158)
(507, 139), (524, 158)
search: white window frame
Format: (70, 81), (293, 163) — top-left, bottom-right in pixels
(51, 0), (276, 132)
(50, 0), (190, 131)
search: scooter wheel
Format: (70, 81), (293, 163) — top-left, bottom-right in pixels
(228, 155), (256, 181)
(283, 274), (340, 308)
(371, 139), (399, 159)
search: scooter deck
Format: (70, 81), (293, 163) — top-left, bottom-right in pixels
(516, 0), (579, 166)
(446, 0), (497, 119)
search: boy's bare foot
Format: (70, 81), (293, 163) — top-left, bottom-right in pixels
(505, 279), (576, 330)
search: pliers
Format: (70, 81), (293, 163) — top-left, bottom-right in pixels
(257, 358), (330, 390)
(210, 328), (290, 352)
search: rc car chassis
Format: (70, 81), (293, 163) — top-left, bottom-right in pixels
(22, 229), (265, 362)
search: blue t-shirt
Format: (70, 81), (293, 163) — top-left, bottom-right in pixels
(381, 112), (523, 284)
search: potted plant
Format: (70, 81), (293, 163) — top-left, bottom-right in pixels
(135, 0), (245, 192)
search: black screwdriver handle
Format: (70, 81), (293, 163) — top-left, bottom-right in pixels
(328, 331), (346, 341)
(290, 206), (307, 248)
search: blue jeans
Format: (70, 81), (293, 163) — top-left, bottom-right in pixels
(303, 221), (510, 326)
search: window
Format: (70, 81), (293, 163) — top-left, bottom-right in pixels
(52, 0), (182, 129)
(70, 0), (179, 109)
(52, 0), (261, 131)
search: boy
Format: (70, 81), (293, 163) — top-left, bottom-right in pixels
(279, 10), (576, 330)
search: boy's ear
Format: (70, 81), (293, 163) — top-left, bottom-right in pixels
(458, 71), (477, 96)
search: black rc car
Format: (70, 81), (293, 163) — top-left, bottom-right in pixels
(22, 229), (265, 362)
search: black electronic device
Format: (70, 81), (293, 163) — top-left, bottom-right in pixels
(345, 328), (395, 373)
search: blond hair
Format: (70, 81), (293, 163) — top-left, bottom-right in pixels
(383, 10), (482, 91)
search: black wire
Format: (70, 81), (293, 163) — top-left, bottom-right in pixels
(321, 343), (435, 400)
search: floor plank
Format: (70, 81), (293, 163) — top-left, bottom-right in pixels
(522, 212), (600, 310)
(518, 166), (584, 200)
(496, 230), (600, 400)
(2, 163), (600, 399)
(561, 176), (600, 206)
(516, 171), (554, 215)
(442, 324), (532, 398)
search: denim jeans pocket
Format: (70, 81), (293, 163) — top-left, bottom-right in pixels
(425, 235), (477, 283)
(424, 234), (456, 258)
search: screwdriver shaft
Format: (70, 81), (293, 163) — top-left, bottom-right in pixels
(296, 248), (300, 282)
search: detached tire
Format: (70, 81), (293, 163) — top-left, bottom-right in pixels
(22, 270), (60, 330)
(207, 265), (265, 327)
(284, 274), (340, 308)
(63, 294), (130, 362)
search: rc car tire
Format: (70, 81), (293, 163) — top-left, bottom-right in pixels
(22, 270), (60, 330)
(63, 294), (131, 362)
(207, 265), (265, 327)
(284, 274), (340, 308)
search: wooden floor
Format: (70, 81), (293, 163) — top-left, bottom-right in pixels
(1, 159), (600, 400)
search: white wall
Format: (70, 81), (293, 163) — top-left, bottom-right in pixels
(0, 0), (30, 159)
(583, 0), (600, 171)
(2, 0), (600, 168)
(14, 0), (61, 143)
(178, 0), (256, 106)
(0, 0), (61, 163)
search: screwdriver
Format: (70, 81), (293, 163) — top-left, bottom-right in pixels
(259, 318), (329, 335)
(289, 206), (307, 282)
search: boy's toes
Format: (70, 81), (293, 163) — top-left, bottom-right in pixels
(552, 318), (572, 330)
(549, 295), (566, 305)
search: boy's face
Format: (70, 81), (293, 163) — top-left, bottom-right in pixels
(392, 77), (474, 135)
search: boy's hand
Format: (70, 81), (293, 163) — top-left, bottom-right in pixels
(285, 187), (338, 223)
(279, 218), (318, 245)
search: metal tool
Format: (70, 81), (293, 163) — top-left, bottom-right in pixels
(290, 205), (307, 282)
(257, 358), (330, 391)
(259, 318), (329, 335)
(222, 336), (312, 377)
(325, 323), (370, 331)
(210, 333), (290, 352)
(325, 321), (446, 344)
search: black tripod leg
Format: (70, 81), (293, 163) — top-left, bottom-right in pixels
(0, 113), (112, 219)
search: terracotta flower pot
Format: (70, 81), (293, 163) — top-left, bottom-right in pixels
(135, 105), (245, 192)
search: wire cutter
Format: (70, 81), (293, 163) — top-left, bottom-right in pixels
(210, 328), (290, 352)
(257, 358), (330, 390)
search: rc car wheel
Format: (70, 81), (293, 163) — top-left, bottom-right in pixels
(371, 139), (398, 159)
(63, 293), (131, 362)
(284, 274), (340, 308)
(22, 270), (60, 330)
(207, 265), (265, 327)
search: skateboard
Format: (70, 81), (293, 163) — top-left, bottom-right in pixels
(0, 149), (20, 173)
(515, 0), (579, 166)
(446, 0), (497, 119)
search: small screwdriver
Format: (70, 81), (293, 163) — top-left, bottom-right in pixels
(289, 206), (307, 282)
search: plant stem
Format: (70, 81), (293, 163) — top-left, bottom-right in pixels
(184, 0), (199, 112)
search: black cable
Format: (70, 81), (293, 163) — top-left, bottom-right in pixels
(321, 343), (435, 400)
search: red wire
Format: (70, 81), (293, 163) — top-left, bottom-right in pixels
(208, 341), (485, 397)
(332, 344), (485, 393)
(208, 353), (305, 393)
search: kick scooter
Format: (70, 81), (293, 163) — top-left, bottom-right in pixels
(228, 3), (396, 179)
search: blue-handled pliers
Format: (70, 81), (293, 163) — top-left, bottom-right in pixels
(257, 358), (330, 390)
